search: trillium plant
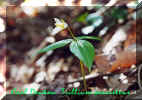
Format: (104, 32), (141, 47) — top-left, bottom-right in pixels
(38, 18), (101, 90)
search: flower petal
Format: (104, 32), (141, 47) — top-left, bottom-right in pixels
(51, 18), (68, 35)
(54, 18), (62, 24)
(51, 27), (62, 35)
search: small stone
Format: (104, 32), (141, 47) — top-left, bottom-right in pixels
(103, 76), (108, 80)
(73, 82), (80, 88)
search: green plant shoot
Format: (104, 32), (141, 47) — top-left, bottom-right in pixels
(38, 18), (101, 91)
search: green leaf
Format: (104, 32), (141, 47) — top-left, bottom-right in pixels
(76, 36), (101, 41)
(69, 40), (95, 71)
(75, 12), (88, 23)
(38, 39), (72, 53)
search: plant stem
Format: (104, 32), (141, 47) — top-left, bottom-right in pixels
(67, 27), (77, 41)
(67, 25), (87, 91)
(80, 61), (87, 91)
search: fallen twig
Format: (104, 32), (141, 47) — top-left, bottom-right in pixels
(66, 73), (112, 84)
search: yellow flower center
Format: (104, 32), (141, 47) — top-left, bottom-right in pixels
(55, 19), (65, 29)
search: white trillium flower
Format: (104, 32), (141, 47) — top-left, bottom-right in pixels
(51, 18), (68, 36)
